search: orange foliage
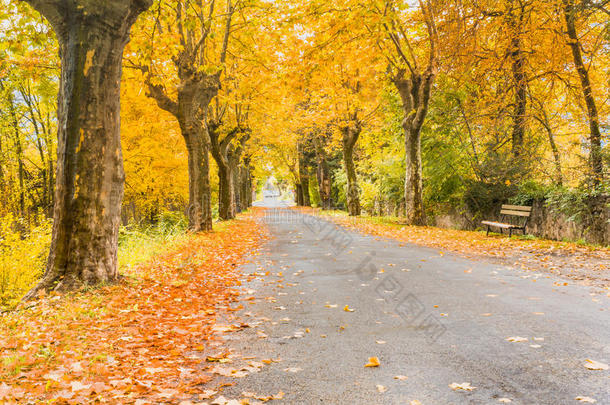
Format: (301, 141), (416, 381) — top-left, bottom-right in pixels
(0, 211), (267, 404)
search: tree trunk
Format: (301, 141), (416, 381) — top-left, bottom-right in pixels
(534, 104), (563, 185)
(8, 96), (26, 220)
(393, 69), (434, 226)
(217, 162), (235, 220)
(508, 9), (527, 156)
(563, 0), (604, 184)
(297, 142), (311, 207)
(404, 126), (425, 225)
(246, 166), (253, 207)
(296, 183), (303, 206)
(183, 122), (213, 231)
(300, 168), (311, 207)
(314, 136), (332, 210)
(23, 0), (151, 298)
(209, 127), (236, 221)
(239, 165), (249, 210)
(233, 165), (242, 214)
(342, 126), (361, 216)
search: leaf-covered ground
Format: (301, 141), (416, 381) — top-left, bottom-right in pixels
(305, 209), (610, 290)
(0, 211), (267, 404)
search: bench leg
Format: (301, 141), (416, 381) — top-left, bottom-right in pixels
(486, 225), (490, 236)
(509, 228), (512, 238)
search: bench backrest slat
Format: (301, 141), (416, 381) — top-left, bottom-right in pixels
(500, 209), (531, 217)
(501, 204), (532, 212)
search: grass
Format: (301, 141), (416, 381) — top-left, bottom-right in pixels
(0, 212), (191, 311)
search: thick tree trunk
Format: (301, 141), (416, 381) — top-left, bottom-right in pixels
(183, 122), (213, 231)
(23, 0), (151, 298)
(209, 128), (236, 221)
(563, 0), (604, 184)
(342, 127), (361, 216)
(404, 127), (425, 225)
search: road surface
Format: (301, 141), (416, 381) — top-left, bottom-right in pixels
(216, 201), (609, 404)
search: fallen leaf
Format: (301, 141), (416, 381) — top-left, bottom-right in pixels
(575, 396), (597, 403)
(394, 375), (408, 380)
(449, 382), (476, 391)
(211, 396), (229, 405)
(283, 367), (302, 373)
(584, 359), (608, 370)
(70, 381), (91, 392)
(365, 357), (380, 367)
(200, 390), (218, 399)
(344, 305), (355, 312)
(376, 384), (387, 393)
(506, 336), (528, 342)
(498, 398), (512, 403)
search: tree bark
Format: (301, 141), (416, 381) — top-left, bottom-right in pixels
(239, 164), (250, 210)
(342, 126), (361, 216)
(22, 0), (151, 298)
(393, 70), (434, 226)
(209, 126), (237, 220)
(507, 5), (527, 156)
(245, 162), (253, 207)
(314, 136), (332, 210)
(297, 142), (311, 207)
(8, 95), (26, 220)
(145, 68), (219, 231)
(404, 126), (425, 224)
(563, 0), (604, 184)
(296, 183), (303, 206)
(182, 120), (213, 231)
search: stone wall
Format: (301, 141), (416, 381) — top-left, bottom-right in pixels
(430, 196), (610, 246)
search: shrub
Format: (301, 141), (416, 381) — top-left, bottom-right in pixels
(0, 216), (51, 308)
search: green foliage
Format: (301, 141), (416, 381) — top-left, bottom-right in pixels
(118, 211), (189, 275)
(308, 173), (322, 207)
(545, 185), (609, 225)
(332, 168), (347, 210)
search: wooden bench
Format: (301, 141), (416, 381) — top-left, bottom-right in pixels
(482, 204), (532, 237)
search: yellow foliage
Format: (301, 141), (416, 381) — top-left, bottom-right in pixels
(0, 216), (51, 308)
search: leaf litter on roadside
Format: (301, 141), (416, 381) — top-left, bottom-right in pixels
(0, 211), (268, 403)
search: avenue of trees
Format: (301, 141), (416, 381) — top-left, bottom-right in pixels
(0, 0), (607, 296)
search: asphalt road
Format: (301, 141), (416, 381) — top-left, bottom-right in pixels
(217, 203), (610, 404)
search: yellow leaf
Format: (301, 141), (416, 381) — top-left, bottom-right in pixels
(449, 382), (476, 391)
(584, 359), (608, 370)
(364, 357), (380, 367)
